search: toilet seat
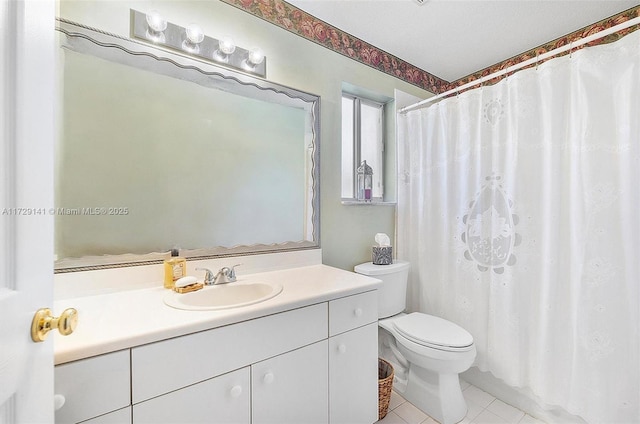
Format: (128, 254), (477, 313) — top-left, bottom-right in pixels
(392, 313), (474, 352)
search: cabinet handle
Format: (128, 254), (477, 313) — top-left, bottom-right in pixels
(354, 308), (363, 317)
(338, 343), (347, 354)
(54, 394), (66, 411)
(230, 385), (243, 398)
(263, 372), (275, 384)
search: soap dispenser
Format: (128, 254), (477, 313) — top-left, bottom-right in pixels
(164, 248), (186, 289)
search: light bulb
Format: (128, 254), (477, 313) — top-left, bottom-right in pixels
(219, 36), (236, 55)
(185, 23), (204, 45)
(247, 47), (265, 66)
(145, 10), (167, 33)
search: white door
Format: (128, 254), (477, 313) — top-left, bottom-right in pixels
(0, 0), (56, 422)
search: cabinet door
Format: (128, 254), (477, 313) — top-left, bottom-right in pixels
(133, 367), (250, 424)
(54, 350), (131, 424)
(252, 341), (328, 424)
(329, 323), (378, 424)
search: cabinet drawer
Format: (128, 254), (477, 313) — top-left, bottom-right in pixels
(54, 350), (130, 424)
(132, 303), (327, 403)
(329, 290), (377, 336)
(134, 367), (250, 424)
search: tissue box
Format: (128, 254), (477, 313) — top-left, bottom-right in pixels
(372, 246), (393, 265)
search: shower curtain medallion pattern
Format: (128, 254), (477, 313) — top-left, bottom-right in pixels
(397, 30), (639, 423)
(462, 174), (520, 273)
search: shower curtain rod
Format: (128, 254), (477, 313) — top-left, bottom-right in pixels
(399, 16), (640, 114)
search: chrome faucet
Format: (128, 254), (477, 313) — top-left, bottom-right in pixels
(195, 267), (215, 285)
(214, 264), (241, 284)
(196, 264), (241, 285)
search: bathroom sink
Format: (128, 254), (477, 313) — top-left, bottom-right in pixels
(164, 282), (283, 311)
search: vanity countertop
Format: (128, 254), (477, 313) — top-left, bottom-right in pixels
(53, 264), (381, 365)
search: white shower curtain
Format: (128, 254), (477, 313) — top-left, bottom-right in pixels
(397, 31), (639, 423)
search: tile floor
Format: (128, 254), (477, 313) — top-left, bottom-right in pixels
(376, 381), (546, 424)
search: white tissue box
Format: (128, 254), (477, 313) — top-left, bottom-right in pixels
(372, 246), (393, 265)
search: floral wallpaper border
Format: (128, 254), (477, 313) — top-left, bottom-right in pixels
(218, 0), (450, 93)
(220, 0), (639, 95)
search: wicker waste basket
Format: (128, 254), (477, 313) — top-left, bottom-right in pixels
(378, 358), (394, 420)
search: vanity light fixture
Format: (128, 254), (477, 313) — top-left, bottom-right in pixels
(145, 10), (167, 43)
(132, 9), (267, 78)
(215, 36), (236, 62)
(245, 47), (265, 68)
(183, 23), (205, 53)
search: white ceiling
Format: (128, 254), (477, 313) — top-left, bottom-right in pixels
(287, 0), (639, 82)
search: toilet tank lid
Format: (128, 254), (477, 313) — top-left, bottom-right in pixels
(354, 260), (410, 276)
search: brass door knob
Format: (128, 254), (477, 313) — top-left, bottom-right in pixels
(31, 308), (78, 342)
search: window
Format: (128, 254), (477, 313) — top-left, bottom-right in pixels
(341, 94), (384, 201)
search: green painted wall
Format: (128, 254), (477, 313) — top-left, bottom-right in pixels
(58, 0), (430, 271)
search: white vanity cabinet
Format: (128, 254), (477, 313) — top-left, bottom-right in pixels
(131, 303), (328, 423)
(328, 291), (379, 424)
(133, 341), (330, 424)
(130, 303), (327, 400)
(54, 350), (131, 424)
(54, 286), (380, 424)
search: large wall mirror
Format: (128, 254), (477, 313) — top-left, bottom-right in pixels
(55, 19), (320, 272)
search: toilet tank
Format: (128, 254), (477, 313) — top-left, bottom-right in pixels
(354, 261), (410, 319)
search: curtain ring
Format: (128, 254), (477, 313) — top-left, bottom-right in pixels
(569, 41), (573, 59)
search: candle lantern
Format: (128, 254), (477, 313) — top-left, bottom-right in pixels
(357, 160), (373, 202)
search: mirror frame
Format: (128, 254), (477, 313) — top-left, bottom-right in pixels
(55, 18), (320, 273)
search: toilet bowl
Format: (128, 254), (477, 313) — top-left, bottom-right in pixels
(379, 313), (476, 424)
(354, 261), (476, 424)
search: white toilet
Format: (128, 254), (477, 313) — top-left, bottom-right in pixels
(354, 261), (476, 424)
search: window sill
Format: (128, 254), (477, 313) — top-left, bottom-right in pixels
(341, 200), (397, 206)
